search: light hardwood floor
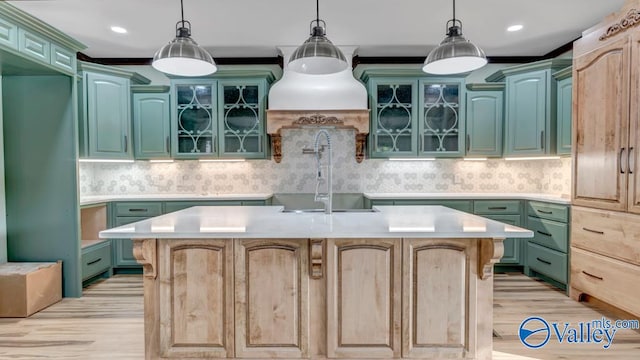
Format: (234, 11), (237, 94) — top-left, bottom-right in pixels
(0, 273), (639, 359)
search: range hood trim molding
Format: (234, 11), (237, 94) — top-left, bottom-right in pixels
(266, 109), (370, 163)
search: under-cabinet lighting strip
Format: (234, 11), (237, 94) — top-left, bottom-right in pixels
(149, 159), (174, 163)
(504, 156), (562, 161)
(78, 159), (135, 163)
(463, 157), (488, 161)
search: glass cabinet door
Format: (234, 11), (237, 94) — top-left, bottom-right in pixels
(370, 79), (417, 158)
(172, 80), (217, 158)
(419, 79), (465, 157)
(218, 80), (266, 158)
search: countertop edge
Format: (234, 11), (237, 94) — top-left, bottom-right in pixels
(363, 193), (571, 205)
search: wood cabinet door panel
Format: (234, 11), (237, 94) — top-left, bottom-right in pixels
(326, 239), (401, 358)
(402, 239), (474, 358)
(573, 36), (630, 211)
(628, 33), (640, 214)
(235, 239), (308, 358)
(158, 239), (233, 358)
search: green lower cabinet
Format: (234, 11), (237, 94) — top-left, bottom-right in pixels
(112, 216), (150, 269)
(164, 200), (242, 213)
(81, 240), (112, 283)
(392, 199), (473, 212)
(483, 214), (522, 265)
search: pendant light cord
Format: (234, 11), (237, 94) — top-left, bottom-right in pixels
(180, 0), (185, 27)
(316, 0), (320, 25)
(452, 0), (456, 23)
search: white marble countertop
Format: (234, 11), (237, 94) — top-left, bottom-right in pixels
(363, 192), (571, 204)
(100, 205), (533, 239)
(80, 193), (273, 206)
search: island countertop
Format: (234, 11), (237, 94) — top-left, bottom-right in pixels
(99, 205), (533, 239)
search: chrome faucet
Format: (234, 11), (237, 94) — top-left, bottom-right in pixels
(313, 129), (332, 214)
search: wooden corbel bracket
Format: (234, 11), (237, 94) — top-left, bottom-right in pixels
(478, 238), (504, 280)
(133, 238), (158, 279)
(266, 110), (370, 164)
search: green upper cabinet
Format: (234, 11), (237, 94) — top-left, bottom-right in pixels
(419, 79), (465, 157)
(132, 86), (171, 160)
(172, 79), (218, 158)
(218, 79), (268, 158)
(486, 59), (572, 157)
(553, 66), (572, 156)
(78, 61), (151, 160)
(465, 84), (504, 157)
(359, 68), (465, 158)
(170, 67), (276, 159)
(369, 78), (418, 157)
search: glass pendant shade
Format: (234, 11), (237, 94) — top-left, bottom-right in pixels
(423, 1), (487, 75)
(152, 0), (216, 77)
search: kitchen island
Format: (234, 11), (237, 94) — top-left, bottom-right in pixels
(100, 205), (532, 360)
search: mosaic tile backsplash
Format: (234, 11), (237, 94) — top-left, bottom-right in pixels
(79, 129), (571, 197)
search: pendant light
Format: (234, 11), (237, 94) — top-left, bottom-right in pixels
(288, 0), (348, 75)
(152, 0), (217, 77)
(423, 0), (487, 75)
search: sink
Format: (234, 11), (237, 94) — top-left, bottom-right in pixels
(281, 208), (378, 213)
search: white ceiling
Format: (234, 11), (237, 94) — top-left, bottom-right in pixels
(9, 0), (626, 59)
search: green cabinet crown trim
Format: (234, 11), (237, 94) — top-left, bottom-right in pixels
(78, 61), (151, 84)
(466, 83), (505, 91)
(168, 66), (280, 82)
(51, 44), (76, 73)
(18, 28), (50, 63)
(0, 2), (85, 51)
(485, 59), (572, 82)
(131, 85), (171, 93)
(552, 66), (572, 80)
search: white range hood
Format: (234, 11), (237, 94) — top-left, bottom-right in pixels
(268, 46), (368, 110)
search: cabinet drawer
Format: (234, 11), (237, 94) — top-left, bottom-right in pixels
(527, 201), (569, 223)
(527, 216), (568, 253)
(164, 201), (242, 213)
(571, 247), (640, 317)
(115, 202), (162, 217)
(527, 242), (567, 283)
(81, 241), (112, 281)
(0, 17), (18, 49)
(474, 200), (520, 214)
(18, 28), (50, 64)
(393, 200), (472, 213)
(571, 206), (640, 265)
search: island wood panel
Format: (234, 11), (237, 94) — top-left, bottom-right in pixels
(572, 36), (630, 211)
(326, 238), (401, 358)
(158, 239), (234, 359)
(402, 239), (480, 359)
(234, 239), (309, 358)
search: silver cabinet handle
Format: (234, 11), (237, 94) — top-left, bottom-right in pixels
(620, 148), (627, 174)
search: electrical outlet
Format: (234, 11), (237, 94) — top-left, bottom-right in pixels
(454, 174), (464, 184)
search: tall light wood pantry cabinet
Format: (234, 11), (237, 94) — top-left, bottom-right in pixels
(570, 0), (640, 318)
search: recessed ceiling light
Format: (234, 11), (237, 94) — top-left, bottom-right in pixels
(507, 24), (524, 32)
(110, 26), (128, 34)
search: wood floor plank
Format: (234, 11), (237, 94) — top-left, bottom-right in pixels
(0, 273), (638, 359)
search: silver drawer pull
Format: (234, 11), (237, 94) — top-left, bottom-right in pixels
(537, 210), (553, 214)
(128, 208), (148, 212)
(536, 230), (552, 237)
(536, 257), (552, 265)
(87, 258), (102, 266)
(583, 227), (604, 235)
(488, 206), (507, 210)
(582, 270), (603, 281)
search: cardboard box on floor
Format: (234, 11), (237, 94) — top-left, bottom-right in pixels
(0, 261), (62, 317)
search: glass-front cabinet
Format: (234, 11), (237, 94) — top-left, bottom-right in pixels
(218, 80), (266, 158)
(172, 80), (217, 158)
(363, 69), (465, 158)
(420, 79), (464, 156)
(169, 69), (275, 159)
(370, 79), (417, 157)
